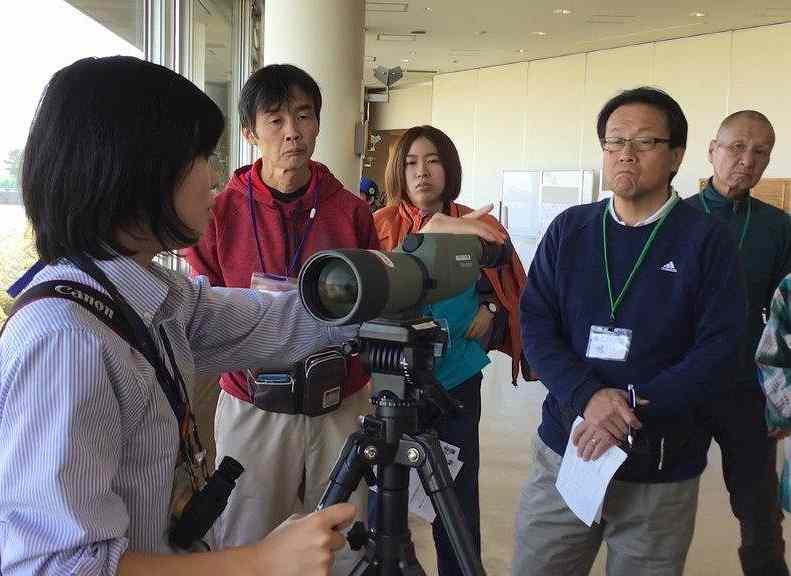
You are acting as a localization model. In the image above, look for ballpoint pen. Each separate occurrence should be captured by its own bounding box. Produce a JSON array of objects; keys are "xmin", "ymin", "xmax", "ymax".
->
[{"xmin": 627, "ymin": 384, "xmax": 637, "ymax": 449}]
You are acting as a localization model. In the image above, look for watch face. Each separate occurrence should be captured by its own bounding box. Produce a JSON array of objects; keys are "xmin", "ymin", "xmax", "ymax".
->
[{"xmin": 486, "ymin": 302, "xmax": 497, "ymax": 314}]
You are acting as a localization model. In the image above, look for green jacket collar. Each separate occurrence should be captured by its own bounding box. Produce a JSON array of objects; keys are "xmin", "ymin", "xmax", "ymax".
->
[{"xmin": 702, "ymin": 177, "xmax": 750, "ymax": 213}]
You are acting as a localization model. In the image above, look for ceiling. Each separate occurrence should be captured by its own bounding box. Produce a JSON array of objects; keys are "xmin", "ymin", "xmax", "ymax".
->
[
  {"xmin": 66, "ymin": 0, "xmax": 145, "ymax": 50},
  {"xmin": 363, "ymin": 0, "xmax": 791, "ymax": 88},
  {"xmin": 63, "ymin": 0, "xmax": 791, "ymax": 91}
]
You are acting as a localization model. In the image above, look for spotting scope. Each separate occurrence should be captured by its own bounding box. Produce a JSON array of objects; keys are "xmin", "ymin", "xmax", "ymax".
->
[{"xmin": 298, "ymin": 233, "xmax": 502, "ymax": 326}]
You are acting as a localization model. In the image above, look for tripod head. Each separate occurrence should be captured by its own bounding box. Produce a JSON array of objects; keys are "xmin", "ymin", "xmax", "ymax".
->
[{"xmin": 351, "ymin": 316, "xmax": 460, "ymax": 425}]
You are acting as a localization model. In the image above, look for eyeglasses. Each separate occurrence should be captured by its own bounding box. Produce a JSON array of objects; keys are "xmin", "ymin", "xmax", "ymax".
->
[
  {"xmin": 601, "ymin": 137, "xmax": 672, "ymax": 152},
  {"xmin": 716, "ymin": 141, "xmax": 771, "ymax": 159}
]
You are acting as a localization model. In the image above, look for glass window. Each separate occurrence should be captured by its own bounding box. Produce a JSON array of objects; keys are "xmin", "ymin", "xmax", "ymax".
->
[
  {"xmin": 189, "ymin": 0, "xmax": 234, "ymax": 184},
  {"xmin": 0, "ymin": 0, "xmax": 144, "ymax": 324},
  {"xmin": 156, "ymin": 0, "xmax": 236, "ymax": 276}
]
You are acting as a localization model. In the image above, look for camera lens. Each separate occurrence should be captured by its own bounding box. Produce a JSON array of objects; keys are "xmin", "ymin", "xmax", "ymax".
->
[{"xmin": 317, "ymin": 259, "xmax": 359, "ymax": 319}]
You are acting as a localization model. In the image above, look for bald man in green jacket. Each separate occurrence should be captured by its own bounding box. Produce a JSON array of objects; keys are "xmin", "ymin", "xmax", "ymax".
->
[{"xmin": 687, "ymin": 110, "xmax": 791, "ymax": 576}]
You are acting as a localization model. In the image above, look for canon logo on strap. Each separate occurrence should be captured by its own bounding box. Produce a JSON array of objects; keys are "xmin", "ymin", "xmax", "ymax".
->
[{"xmin": 54, "ymin": 284, "xmax": 114, "ymax": 320}]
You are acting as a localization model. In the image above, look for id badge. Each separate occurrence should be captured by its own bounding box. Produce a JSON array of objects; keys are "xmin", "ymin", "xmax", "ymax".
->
[
  {"xmin": 250, "ymin": 272, "xmax": 297, "ymax": 295},
  {"xmin": 585, "ymin": 325, "xmax": 632, "ymax": 362}
]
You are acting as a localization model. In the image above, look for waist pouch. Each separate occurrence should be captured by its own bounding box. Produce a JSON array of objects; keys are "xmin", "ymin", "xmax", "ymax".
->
[{"xmin": 248, "ymin": 348, "xmax": 347, "ymax": 417}]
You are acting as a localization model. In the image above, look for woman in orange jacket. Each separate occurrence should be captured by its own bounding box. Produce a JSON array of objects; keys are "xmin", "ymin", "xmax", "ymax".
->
[{"xmin": 373, "ymin": 125, "xmax": 527, "ymax": 576}]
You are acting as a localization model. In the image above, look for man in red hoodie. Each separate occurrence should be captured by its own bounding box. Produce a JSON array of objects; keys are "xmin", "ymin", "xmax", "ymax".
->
[{"xmin": 184, "ymin": 64, "xmax": 377, "ymax": 572}]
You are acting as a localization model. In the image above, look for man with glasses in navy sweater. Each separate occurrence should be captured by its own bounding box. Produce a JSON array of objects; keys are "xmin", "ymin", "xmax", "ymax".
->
[{"xmin": 513, "ymin": 87, "xmax": 746, "ymax": 576}]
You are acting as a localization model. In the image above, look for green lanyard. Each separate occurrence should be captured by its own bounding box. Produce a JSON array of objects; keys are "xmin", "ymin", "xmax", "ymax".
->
[
  {"xmin": 700, "ymin": 192, "xmax": 751, "ymax": 251},
  {"xmin": 603, "ymin": 197, "xmax": 678, "ymax": 322}
]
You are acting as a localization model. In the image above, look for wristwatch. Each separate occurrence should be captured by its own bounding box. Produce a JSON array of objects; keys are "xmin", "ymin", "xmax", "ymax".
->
[{"xmin": 483, "ymin": 301, "xmax": 498, "ymax": 314}]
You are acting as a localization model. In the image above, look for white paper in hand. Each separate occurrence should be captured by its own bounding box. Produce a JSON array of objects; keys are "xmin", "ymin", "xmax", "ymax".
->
[{"xmin": 555, "ymin": 416, "xmax": 627, "ymax": 526}]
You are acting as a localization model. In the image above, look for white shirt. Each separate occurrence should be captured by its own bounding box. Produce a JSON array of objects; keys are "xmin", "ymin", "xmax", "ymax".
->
[
  {"xmin": 609, "ymin": 189, "xmax": 679, "ymax": 227},
  {"xmin": 0, "ymin": 256, "xmax": 353, "ymax": 574}
]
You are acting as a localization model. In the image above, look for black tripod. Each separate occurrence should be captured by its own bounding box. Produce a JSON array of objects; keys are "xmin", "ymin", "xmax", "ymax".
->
[{"xmin": 317, "ymin": 319, "xmax": 486, "ymax": 576}]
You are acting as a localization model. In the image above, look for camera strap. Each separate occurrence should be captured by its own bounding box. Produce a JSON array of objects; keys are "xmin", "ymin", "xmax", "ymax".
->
[{"xmin": 69, "ymin": 256, "xmax": 186, "ymax": 417}]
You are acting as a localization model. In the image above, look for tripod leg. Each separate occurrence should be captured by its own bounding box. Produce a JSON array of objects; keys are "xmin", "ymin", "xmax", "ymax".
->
[
  {"xmin": 318, "ymin": 431, "xmax": 369, "ymax": 509},
  {"xmin": 344, "ymin": 535, "xmax": 427, "ymax": 576},
  {"xmin": 397, "ymin": 551, "xmax": 427, "ymax": 576},
  {"xmin": 318, "ymin": 430, "xmax": 382, "ymax": 574},
  {"xmin": 414, "ymin": 431, "xmax": 486, "ymax": 576},
  {"xmin": 375, "ymin": 460, "xmax": 422, "ymax": 576},
  {"xmin": 347, "ymin": 552, "xmax": 375, "ymax": 576}
]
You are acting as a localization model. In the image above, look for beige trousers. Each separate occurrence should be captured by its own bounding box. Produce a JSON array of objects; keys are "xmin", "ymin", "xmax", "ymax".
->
[
  {"xmin": 213, "ymin": 388, "xmax": 371, "ymax": 574},
  {"xmin": 512, "ymin": 436, "xmax": 699, "ymax": 576}
]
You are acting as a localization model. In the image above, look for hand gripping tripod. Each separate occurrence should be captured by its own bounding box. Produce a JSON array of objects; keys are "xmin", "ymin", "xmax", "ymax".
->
[{"xmin": 317, "ymin": 318, "xmax": 486, "ymax": 576}]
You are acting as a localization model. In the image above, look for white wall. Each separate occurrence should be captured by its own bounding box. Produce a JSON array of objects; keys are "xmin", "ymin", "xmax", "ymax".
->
[
  {"xmin": 524, "ymin": 54, "xmax": 586, "ymax": 172},
  {"xmin": 432, "ymin": 70, "xmax": 479, "ymax": 204},
  {"xmin": 475, "ymin": 63, "xmax": 528, "ymax": 207},
  {"xmin": 730, "ymin": 24, "xmax": 791, "ymax": 178},
  {"xmin": 651, "ymin": 33, "xmax": 732, "ymax": 194},
  {"xmin": 372, "ymin": 22, "xmax": 791, "ymax": 207},
  {"xmin": 373, "ymin": 83, "xmax": 432, "ymax": 131}
]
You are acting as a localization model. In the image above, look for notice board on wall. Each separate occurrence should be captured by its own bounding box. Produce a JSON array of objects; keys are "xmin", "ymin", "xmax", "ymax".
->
[{"xmin": 501, "ymin": 169, "xmax": 596, "ymax": 266}]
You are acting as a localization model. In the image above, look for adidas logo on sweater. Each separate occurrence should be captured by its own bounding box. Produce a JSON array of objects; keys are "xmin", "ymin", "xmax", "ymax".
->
[{"xmin": 660, "ymin": 261, "xmax": 678, "ymax": 273}]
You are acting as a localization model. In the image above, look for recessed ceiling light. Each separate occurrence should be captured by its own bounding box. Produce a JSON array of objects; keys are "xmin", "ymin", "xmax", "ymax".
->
[
  {"xmin": 553, "ymin": 8, "xmax": 572, "ymax": 15},
  {"xmin": 377, "ymin": 33, "xmax": 417, "ymax": 42},
  {"xmin": 366, "ymin": 2, "xmax": 408, "ymax": 13},
  {"xmin": 532, "ymin": 31, "xmax": 548, "ymax": 36},
  {"xmin": 425, "ymin": 6, "xmax": 432, "ymax": 11},
  {"xmin": 690, "ymin": 11, "xmax": 706, "ymax": 17},
  {"xmin": 518, "ymin": 48, "xmax": 525, "ymax": 53},
  {"xmin": 401, "ymin": 58, "xmax": 410, "ymax": 63}
]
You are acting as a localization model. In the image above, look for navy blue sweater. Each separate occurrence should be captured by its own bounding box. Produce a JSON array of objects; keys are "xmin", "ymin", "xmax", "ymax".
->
[{"xmin": 521, "ymin": 199, "xmax": 746, "ymax": 483}]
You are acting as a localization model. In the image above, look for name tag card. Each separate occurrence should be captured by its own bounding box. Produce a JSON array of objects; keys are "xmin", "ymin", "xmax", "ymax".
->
[{"xmin": 586, "ymin": 325, "xmax": 632, "ymax": 362}]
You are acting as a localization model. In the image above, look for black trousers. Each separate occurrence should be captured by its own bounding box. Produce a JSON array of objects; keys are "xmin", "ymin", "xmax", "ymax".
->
[
  {"xmin": 708, "ymin": 385, "xmax": 789, "ymax": 576},
  {"xmin": 431, "ymin": 373, "xmax": 483, "ymax": 576}
]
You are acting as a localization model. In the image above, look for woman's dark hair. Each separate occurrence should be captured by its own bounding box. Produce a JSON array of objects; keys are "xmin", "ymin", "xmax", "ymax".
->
[
  {"xmin": 239, "ymin": 64, "xmax": 322, "ymax": 132},
  {"xmin": 596, "ymin": 86, "xmax": 688, "ymax": 150},
  {"xmin": 384, "ymin": 125, "xmax": 462, "ymax": 206},
  {"xmin": 22, "ymin": 56, "xmax": 224, "ymax": 263}
]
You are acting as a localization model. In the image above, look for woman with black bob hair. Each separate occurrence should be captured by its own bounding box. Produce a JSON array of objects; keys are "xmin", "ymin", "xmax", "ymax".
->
[{"xmin": 0, "ymin": 56, "xmax": 359, "ymax": 575}]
